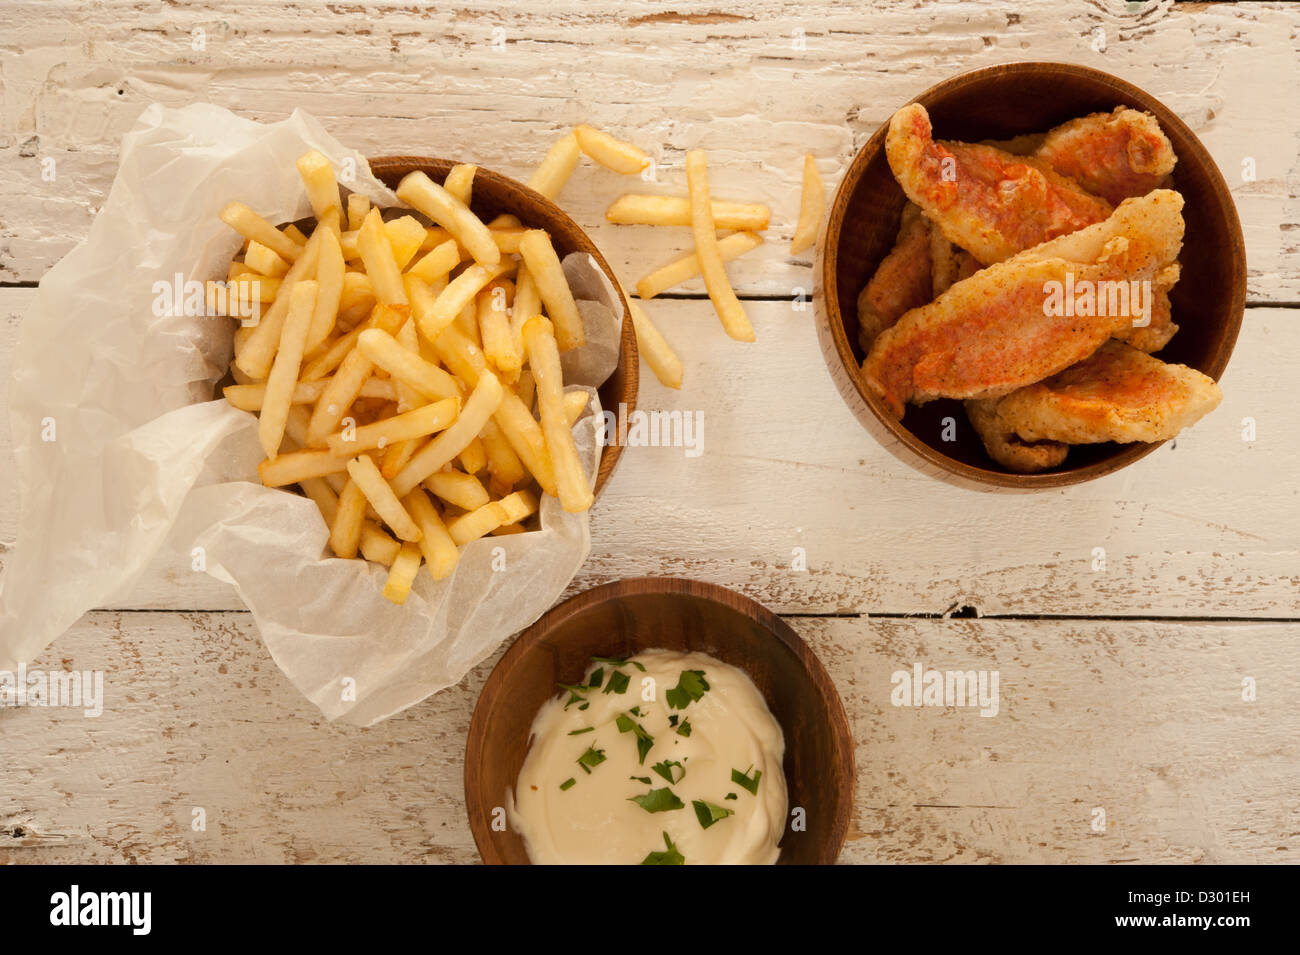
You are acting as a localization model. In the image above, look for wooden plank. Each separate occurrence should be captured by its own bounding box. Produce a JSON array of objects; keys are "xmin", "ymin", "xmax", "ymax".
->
[
  {"xmin": 0, "ymin": 0, "xmax": 1295, "ymax": 298},
  {"xmin": 1, "ymin": 611, "xmax": 1294, "ymax": 863},
  {"xmin": 2, "ymin": 288, "xmax": 1297, "ymax": 617}
]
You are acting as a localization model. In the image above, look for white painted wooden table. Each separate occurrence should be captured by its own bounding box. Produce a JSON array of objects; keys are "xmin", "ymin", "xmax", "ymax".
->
[{"xmin": 2, "ymin": 0, "xmax": 1298, "ymax": 865}]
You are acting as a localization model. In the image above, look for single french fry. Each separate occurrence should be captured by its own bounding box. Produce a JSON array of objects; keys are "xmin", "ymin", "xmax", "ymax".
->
[
  {"xmin": 636, "ymin": 231, "xmax": 764, "ymax": 299},
  {"xmin": 573, "ymin": 124, "xmax": 650, "ymax": 175},
  {"xmin": 628, "ymin": 298, "xmax": 684, "ymax": 389},
  {"xmin": 458, "ymin": 435, "xmax": 487, "ymax": 475},
  {"xmin": 380, "ymin": 435, "xmax": 425, "ymax": 479},
  {"xmin": 305, "ymin": 226, "xmax": 345, "ymax": 352},
  {"xmin": 447, "ymin": 490, "xmax": 538, "ymax": 546},
  {"xmin": 390, "ymin": 370, "xmax": 505, "ymax": 498},
  {"xmin": 445, "ymin": 499, "xmax": 511, "ymax": 546},
  {"xmin": 790, "ymin": 153, "xmax": 826, "ymax": 255},
  {"xmin": 605, "ymin": 194, "xmax": 770, "ymax": 231},
  {"xmin": 259, "ymin": 447, "xmax": 352, "ymax": 487},
  {"xmin": 346, "ymin": 194, "xmax": 370, "ymax": 232},
  {"xmin": 359, "ymin": 520, "xmax": 401, "ymax": 566},
  {"xmin": 402, "ymin": 488, "xmax": 460, "ymax": 581},
  {"xmin": 563, "ymin": 389, "xmax": 590, "ymax": 426},
  {"xmin": 491, "ymin": 523, "xmax": 526, "ymax": 536},
  {"xmin": 455, "ymin": 299, "xmax": 482, "ymax": 348},
  {"xmin": 357, "ymin": 327, "xmax": 461, "ymax": 401},
  {"xmin": 424, "ymin": 262, "xmax": 510, "ymax": 337},
  {"xmin": 382, "ymin": 541, "xmax": 423, "ymax": 604},
  {"xmin": 480, "ymin": 418, "xmax": 526, "ymax": 490},
  {"xmin": 518, "ymin": 229, "xmax": 584, "ymax": 350},
  {"xmin": 384, "ymin": 215, "xmax": 427, "ymax": 271},
  {"xmin": 220, "ymin": 201, "xmax": 304, "ymax": 261},
  {"xmin": 259, "ymin": 280, "xmax": 319, "ymax": 458},
  {"xmin": 422, "ymin": 470, "xmax": 491, "ymax": 511},
  {"xmin": 527, "ymin": 132, "xmax": 581, "ymax": 200},
  {"xmin": 478, "ymin": 279, "xmax": 521, "ymax": 377},
  {"xmin": 296, "ymin": 150, "xmax": 341, "ymax": 223},
  {"xmin": 300, "ymin": 476, "xmax": 339, "ymax": 527},
  {"xmin": 686, "ymin": 150, "xmax": 754, "ymax": 342},
  {"xmin": 358, "ymin": 207, "xmax": 409, "ymax": 305},
  {"xmin": 489, "ymin": 227, "xmax": 528, "ymax": 253},
  {"xmin": 305, "ymin": 333, "xmax": 383, "ymax": 448},
  {"xmin": 337, "ymin": 270, "xmax": 375, "ymax": 313},
  {"xmin": 395, "ymin": 171, "xmax": 499, "ymax": 268},
  {"xmin": 329, "ymin": 477, "xmax": 368, "ymax": 558},
  {"xmin": 406, "ymin": 273, "xmax": 459, "ymax": 343},
  {"xmin": 300, "ymin": 322, "xmax": 366, "ymax": 382},
  {"xmin": 282, "ymin": 223, "xmax": 309, "ymax": 245},
  {"xmin": 327, "ymin": 398, "xmax": 459, "ymax": 455},
  {"xmin": 245, "ymin": 241, "xmax": 289, "ymax": 277},
  {"xmin": 522, "ymin": 316, "xmax": 594, "ymax": 512},
  {"xmin": 406, "ymin": 238, "xmax": 461, "ymax": 282},
  {"xmin": 346, "ymin": 455, "xmax": 422, "ymax": 542},
  {"xmin": 443, "ymin": 163, "xmax": 476, "ymax": 206}
]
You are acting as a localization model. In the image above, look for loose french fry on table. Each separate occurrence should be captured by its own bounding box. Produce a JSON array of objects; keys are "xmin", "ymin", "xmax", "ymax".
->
[
  {"xmin": 790, "ymin": 153, "xmax": 826, "ymax": 255},
  {"xmin": 686, "ymin": 149, "xmax": 755, "ymax": 342}
]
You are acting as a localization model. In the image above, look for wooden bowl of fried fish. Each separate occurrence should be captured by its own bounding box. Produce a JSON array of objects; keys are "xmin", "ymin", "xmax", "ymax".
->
[{"xmin": 821, "ymin": 62, "xmax": 1245, "ymax": 488}]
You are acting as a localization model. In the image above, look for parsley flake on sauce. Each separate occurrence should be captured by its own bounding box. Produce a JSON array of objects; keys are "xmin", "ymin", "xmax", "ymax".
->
[
  {"xmin": 628, "ymin": 788, "xmax": 685, "ymax": 813},
  {"xmin": 615, "ymin": 713, "xmax": 655, "ymax": 764},
  {"xmin": 640, "ymin": 831, "xmax": 684, "ymax": 865},
  {"xmin": 692, "ymin": 800, "xmax": 735, "ymax": 830},
  {"xmin": 577, "ymin": 744, "xmax": 606, "ymax": 774},
  {"xmin": 665, "ymin": 670, "xmax": 710, "ymax": 710},
  {"xmin": 731, "ymin": 766, "xmax": 762, "ymax": 795}
]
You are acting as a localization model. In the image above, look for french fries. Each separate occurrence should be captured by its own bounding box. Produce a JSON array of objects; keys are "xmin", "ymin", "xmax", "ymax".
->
[
  {"xmin": 528, "ymin": 132, "xmax": 581, "ymax": 200},
  {"xmin": 573, "ymin": 124, "xmax": 650, "ymax": 175},
  {"xmin": 522, "ymin": 316, "xmax": 593, "ymax": 513},
  {"xmin": 395, "ymin": 171, "xmax": 500, "ymax": 268},
  {"xmin": 790, "ymin": 153, "xmax": 825, "ymax": 255},
  {"xmin": 636, "ymin": 231, "xmax": 764, "ymax": 300},
  {"xmin": 628, "ymin": 299, "xmax": 684, "ymax": 390},
  {"xmin": 219, "ymin": 146, "xmax": 607, "ymax": 604},
  {"xmin": 686, "ymin": 150, "xmax": 755, "ymax": 342},
  {"xmin": 519, "ymin": 230, "xmax": 585, "ymax": 351},
  {"xmin": 605, "ymin": 194, "xmax": 770, "ymax": 231}
]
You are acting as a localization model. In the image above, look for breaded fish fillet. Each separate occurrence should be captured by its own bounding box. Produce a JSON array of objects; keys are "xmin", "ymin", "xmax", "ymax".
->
[
  {"xmin": 965, "ymin": 398, "xmax": 1069, "ymax": 473},
  {"xmin": 886, "ymin": 103, "xmax": 1113, "ymax": 265},
  {"xmin": 856, "ymin": 203, "xmax": 932, "ymax": 351},
  {"xmin": 1034, "ymin": 107, "xmax": 1177, "ymax": 205},
  {"xmin": 988, "ymin": 339, "xmax": 1222, "ymax": 444},
  {"xmin": 861, "ymin": 190, "xmax": 1184, "ymax": 418}
]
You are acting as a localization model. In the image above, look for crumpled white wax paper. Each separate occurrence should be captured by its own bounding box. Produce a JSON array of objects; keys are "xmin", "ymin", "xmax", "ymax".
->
[{"xmin": 0, "ymin": 103, "xmax": 623, "ymax": 725}]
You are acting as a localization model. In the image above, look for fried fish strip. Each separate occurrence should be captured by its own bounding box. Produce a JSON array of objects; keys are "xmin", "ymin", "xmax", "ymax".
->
[
  {"xmin": 965, "ymin": 398, "xmax": 1068, "ymax": 474},
  {"xmin": 856, "ymin": 203, "xmax": 932, "ymax": 352},
  {"xmin": 1034, "ymin": 107, "xmax": 1177, "ymax": 205},
  {"xmin": 886, "ymin": 103, "xmax": 1113, "ymax": 265},
  {"xmin": 987, "ymin": 340, "xmax": 1222, "ymax": 444},
  {"xmin": 861, "ymin": 190, "xmax": 1185, "ymax": 418}
]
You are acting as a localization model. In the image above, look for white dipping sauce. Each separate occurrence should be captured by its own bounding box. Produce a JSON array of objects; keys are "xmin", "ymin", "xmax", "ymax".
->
[{"xmin": 508, "ymin": 649, "xmax": 787, "ymax": 865}]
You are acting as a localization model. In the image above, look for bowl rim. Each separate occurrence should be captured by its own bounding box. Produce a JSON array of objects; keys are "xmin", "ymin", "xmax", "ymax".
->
[
  {"xmin": 819, "ymin": 61, "xmax": 1247, "ymax": 489},
  {"xmin": 367, "ymin": 154, "xmax": 639, "ymax": 499},
  {"xmin": 463, "ymin": 575, "xmax": 856, "ymax": 865}
]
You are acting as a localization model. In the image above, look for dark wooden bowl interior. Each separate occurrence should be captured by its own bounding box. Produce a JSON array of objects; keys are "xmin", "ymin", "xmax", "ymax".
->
[
  {"xmin": 464, "ymin": 577, "xmax": 855, "ymax": 865},
  {"xmin": 821, "ymin": 62, "xmax": 1246, "ymax": 488},
  {"xmin": 369, "ymin": 156, "xmax": 638, "ymax": 498}
]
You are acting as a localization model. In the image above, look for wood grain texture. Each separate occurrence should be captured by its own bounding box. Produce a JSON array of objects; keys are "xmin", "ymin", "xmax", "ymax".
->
[
  {"xmin": 3, "ymin": 288, "xmax": 1298, "ymax": 617},
  {"xmin": 0, "ymin": 0, "xmax": 1295, "ymax": 299},
  {"xmin": 2, "ymin": 611, "xmax": 1294, "ymax": 864}
]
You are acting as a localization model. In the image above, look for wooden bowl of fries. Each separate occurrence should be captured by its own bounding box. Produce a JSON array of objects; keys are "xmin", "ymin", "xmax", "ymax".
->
[
  {"xmin": 369, "ymin": 156, "xmax": 638, "ymax": 497},
  {"xmin": 821, "ymin": 62, "xmax": 1245, "ymax": 488},
  {"xmin": 464, "ymin": 577, "xmax": 855, "ymax": 865}
]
